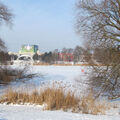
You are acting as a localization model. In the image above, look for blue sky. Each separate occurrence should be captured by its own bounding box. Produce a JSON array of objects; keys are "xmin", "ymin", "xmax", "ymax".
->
[{"xmin": 0, "ymin": 0, "xmax": 82, "ymax": 52}]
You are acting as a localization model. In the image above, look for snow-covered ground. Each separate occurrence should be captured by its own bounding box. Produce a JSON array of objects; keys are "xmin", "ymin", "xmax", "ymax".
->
[
  {"xmin": 0, "ymin": 104, "xmax": 120, "ymax": 120},
  {"xmin": 0, "ymin": 65, "xmax": 120, "ymax": 120}
]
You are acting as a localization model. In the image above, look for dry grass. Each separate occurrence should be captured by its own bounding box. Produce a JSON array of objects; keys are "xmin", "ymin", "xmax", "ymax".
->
[
  {"xmin": 0, "ymin": 87, "xmax": 79, "ymax": 111},
  {"xmin": 42, "ymin": 88, "xmax": 78, "ymax": 110},
  {"xmin": 0, "ymin": 87, "xmax": 109, "ymax": 115},
  {"xmin": 77, "ymin": 91, "xmax": 109, "ymax": 115}
]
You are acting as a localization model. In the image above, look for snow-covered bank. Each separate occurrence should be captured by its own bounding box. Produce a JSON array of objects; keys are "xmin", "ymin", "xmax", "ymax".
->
[
  {"xmin": 0, "ymin": 66, "xmax": 120, "ymax": 120},
  {"xmin": 0, "ymin": 104, "xmax": 120, "ymax": 120}
]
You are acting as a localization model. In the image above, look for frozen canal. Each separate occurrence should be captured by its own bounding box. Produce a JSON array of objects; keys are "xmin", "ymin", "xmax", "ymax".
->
[{"xmin": 0, "ymin": 65, "xmax": 90, "ymax": 94}]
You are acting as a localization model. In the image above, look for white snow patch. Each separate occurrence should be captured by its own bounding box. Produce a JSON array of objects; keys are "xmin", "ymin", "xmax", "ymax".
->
[{"xmin": 0, "ymin": 104, "xmax": 120, "ymax": 120}]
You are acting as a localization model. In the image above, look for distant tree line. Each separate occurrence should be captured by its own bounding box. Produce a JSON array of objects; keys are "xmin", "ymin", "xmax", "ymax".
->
[
  {"xmin": 3, "ymin": 45, "xmax": 119, "ymax": 65},
  {"xmin": 32, "ymin": 46, "xmax": 84, "ymax": 64},
  {"xmin": 32, "ymin": 46, "xmax": 119, "ymax": 64}
]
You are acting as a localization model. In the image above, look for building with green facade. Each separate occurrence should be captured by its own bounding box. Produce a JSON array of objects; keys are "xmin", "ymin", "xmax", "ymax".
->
[{"xmin": 19, "ymin": 45, "xmax": 39, "ymax": 55}]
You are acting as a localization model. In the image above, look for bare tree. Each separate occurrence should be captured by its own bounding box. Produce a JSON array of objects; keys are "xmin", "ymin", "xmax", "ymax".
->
[
  {"xmin": 0, "ymin": 0, "xmax": 13, "ymax": 57},
  {"xmin": 76, "ymin": 0, "xmax": 120, "ymax": 99},
  {"xmin": 0, "ymin": 1, "xmax": 38, "ymax": 85},
  {"xmin": 0, "ymin": 1, "xmax": 13, "ymax": 24},
  {"xmin": 73, "ymin": 46, "xmax": 84, "ymax": 63}
]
